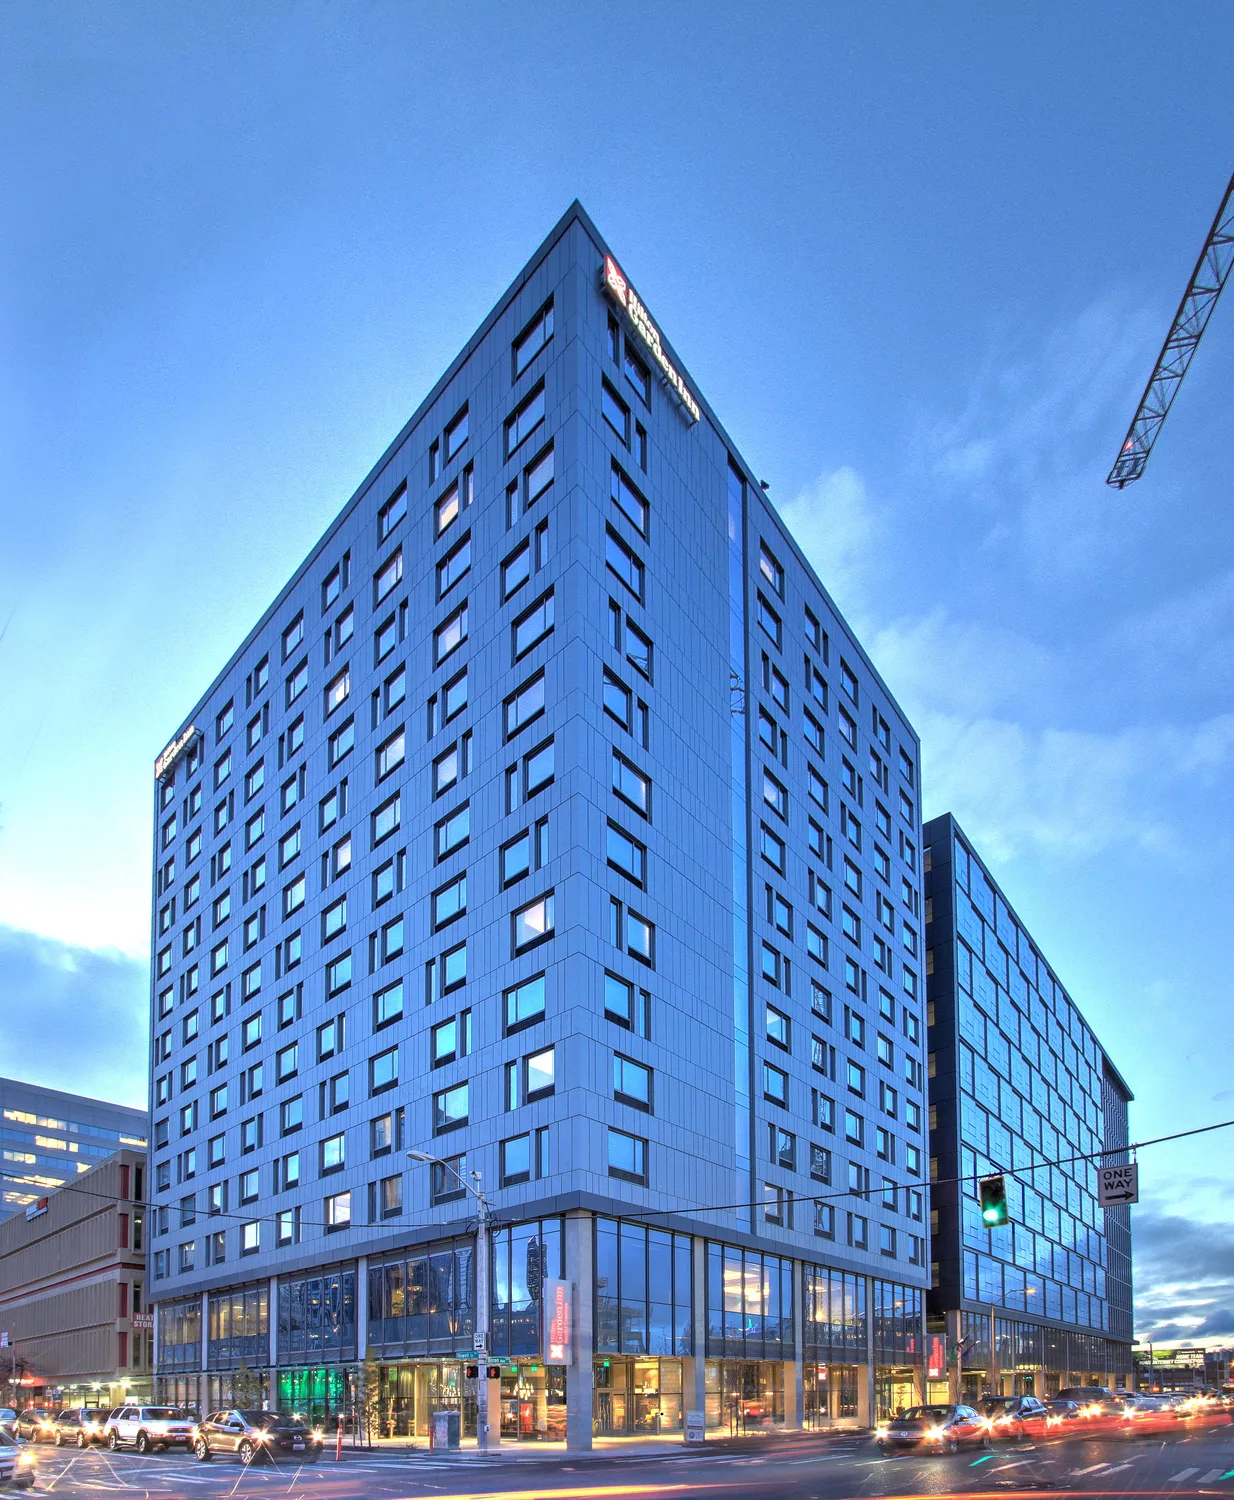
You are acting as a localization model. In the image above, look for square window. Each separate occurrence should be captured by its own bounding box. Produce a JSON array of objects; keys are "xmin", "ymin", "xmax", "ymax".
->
[
  {"xmin": 433, "ymin": 1082, "xmax": 469, "ymax": 1134},
  {"xmin": 504, "ymin": 672, "xmax": 546, "ymax": 738},
  {"xmin": 613, "ymin": 1053, "xmax": 651, "ymax": 1110},
  {"xmin": 501, "ymin": 1133, "xmax": 532, "ymax": 1185},
  {"xmin": 607, "ymin": 1126, "xmax": 647, "ymax": 1183},
  {"xmin": 374, "ymin": 978, "xmax": 404, "ymax": 1029},
  {"xmin": 525, "ymin": 1045, "xmax": 555, "ymax": 1099},
  {"xmin": 370, "ymin": 1046, "xmax": 398, "ymax": 1094},
  {"xmin": 505, "ymin": 974, "xmax": 546, "ymax": 1034},
  {"xmin": 763, "ymin": 1061, "xmax": 788, "ymax": 1107},
  {"xmin": 324, "ymin": 1190, "xmax": 351, "ymax": 1232},
  {"xmin": 514, "ymin": 299, "xmax": 554, "ymax": 376},
  {"xmin": 512, "ymin": 892, "xmax": 554, "ymax": 953}
]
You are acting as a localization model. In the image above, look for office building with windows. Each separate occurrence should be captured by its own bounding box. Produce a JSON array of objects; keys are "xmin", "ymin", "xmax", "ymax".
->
[
  {"xmin": 148, "ymin": 203, "xmax": 930, "ymax": 1443},
  {"xmin": 0, "ymin": 1076, "xmax": 148, "ymax": 1222},
  {"xmin": 922, "ymin": 814, "xmax": 1133, "ymax": 1399},
  {"xmin": 0, "ymin": 1150, "xmax": 150, "ymax": 1408}
]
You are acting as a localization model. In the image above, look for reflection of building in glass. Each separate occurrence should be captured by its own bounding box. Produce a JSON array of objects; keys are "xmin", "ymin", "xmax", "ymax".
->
[
  {"xmin": 923, "ymin": 814, "xmax": 1133, "ymax": 1398},
  {"xmin": 148, "ymin": 203, "xmax": 931, "ymax": 1442},
  {"xmin": 0, "ymin": 1076, "xmax": 147, "ymax": 1221}
]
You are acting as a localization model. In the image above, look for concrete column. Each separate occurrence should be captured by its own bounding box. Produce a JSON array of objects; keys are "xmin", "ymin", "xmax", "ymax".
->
[
  {"xmin": 201, "ymin": 1291, "xmax": 209, "ymax": 1374},
  {"xmin": 681, "ymin": 1235, "xmax": 707, "ymax": 1432},
  {"xmin": 414, "ymin": 1365, "xmax": 430, "ymax": 1437},
  {"xmin": 564, "ymin": 1209, "xmax": 593, "ymax": 1451},
  {"xmin": 860, "ymin": 1275, "xmax": 875, "ymax": 1427},
  {"xmin": 268, "ymin": 1277, "xmax": 278, "ymax": 1406},
  {"xmin": 946, "ymin": 1307, "xmax": 962, "ymax": 1403},
  {"xmin": 790, "ymin": 1258, "xmax": 804, "ymax": 1429},
  {"xmin": 356, "ymin": 1257, "xmax": 368, "ymax": 1360},
  {"xmin": 268, "ymin": 1278, "xmax": 278, "ymax": 1374}
]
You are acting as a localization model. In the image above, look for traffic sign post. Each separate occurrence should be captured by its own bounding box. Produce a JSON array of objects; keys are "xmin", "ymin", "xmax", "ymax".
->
[{"xmin": 1097, "ymin": 1163, "xmax": 1139, "ymax": 1206}]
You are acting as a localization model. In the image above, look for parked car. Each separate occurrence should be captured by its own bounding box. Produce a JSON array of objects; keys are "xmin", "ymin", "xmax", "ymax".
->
[
  {"xmin": 13, "ymin": 1411, "xmax": 56, "ymax": 1444},
  {"xmin": 877, "ymin": 1404, "xmax": 991, "ymax": 1454},
  {"xmin": 104, "ymin": 1406, "xmax": 194, "ymax": 1454},
  {"xmin": 0, "ymin": 1413, "xmax": 15, "ymax": 1427},
  {"xmin": 979, "ymin": 1395, "xmax": 1050, "ymax": 1441},
  {"xmin": 50, "ymin": 1410, "xmax": 109, "ymax": 1449},
  {"xmin": 192, "ymin": 1411, "xmax": 323, "ymax": 1465},
  {"xmin": 0, "ymin": 1423, "xmax": 36, "ymax": 1490}
]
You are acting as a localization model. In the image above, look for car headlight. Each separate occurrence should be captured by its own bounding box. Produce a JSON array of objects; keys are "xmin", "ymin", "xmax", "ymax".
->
[
  {"xmin": 875, "ymin": 1425, "xmax": 889, "ymax": 1439},
  {"xmin": 927, "ymin": 1425, "xmax": 946, "ymax": 1440}
]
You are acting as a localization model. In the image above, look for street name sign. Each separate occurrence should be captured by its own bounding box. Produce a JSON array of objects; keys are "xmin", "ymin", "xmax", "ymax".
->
[{"xmin": 1097, "ymin": 1163, "xmax": 1138, "ymax": 1206}]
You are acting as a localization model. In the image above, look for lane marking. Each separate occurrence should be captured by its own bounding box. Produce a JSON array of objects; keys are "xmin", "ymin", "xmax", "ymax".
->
[{"xmin": 1071, "ymin": 1462, "xmax": 1109, "ymax": 1474}]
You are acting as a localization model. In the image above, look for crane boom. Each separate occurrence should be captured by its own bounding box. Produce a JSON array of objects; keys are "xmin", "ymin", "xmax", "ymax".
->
[{"xmin": 1107, "ymin": 168, "xmax": 1234, "ymax": 488}]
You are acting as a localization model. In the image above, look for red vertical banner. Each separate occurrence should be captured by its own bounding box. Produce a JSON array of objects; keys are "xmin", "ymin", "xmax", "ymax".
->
[
  {"xmin": 927, "ymin": 1334, "xmax": 947, "ymax": 1379},
  {"xmin": 543, "ymin": 1279, "xmax": 571, "ymax": 1365}
]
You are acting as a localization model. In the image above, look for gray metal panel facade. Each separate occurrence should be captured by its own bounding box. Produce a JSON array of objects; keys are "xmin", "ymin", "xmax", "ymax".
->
[{"xmin": 147, "ymin": 205, "xmax": 929, "ymax": 1315}]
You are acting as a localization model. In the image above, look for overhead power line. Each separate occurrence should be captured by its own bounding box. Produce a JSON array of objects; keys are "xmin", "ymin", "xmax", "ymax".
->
[{"xmin": 17, "ymin": 1115, "xmax": 1234, "ymax": 1241}]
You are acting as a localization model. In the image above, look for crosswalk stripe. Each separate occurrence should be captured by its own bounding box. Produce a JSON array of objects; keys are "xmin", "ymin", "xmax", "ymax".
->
[
  {"xmin": 1168, "ymin": 1468, "xmax": 1200, "ymax": 1481},
  {"xmin": 1198, "ymin": 1471, "xmax": 1224, "ymax": 1483},
  {"xmin": 1072, "ymin": 1462, "xmax": 1109, "ymax": 1474}
]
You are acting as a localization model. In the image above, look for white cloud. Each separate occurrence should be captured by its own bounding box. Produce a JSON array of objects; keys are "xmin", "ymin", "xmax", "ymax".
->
[{"xmin": 774, "ymin": 465, "xmax": 881, "ymax": 620}]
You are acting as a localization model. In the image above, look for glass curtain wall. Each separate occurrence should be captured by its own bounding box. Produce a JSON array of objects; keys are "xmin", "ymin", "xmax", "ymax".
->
[{"xmin": 727, "ymin": 461, "xmax": 753, "ymax": 1230}]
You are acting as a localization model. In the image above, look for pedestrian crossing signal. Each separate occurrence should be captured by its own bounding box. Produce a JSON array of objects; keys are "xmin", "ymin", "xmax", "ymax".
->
[{"xmin": 979, "ymin": 1173, "xmax": 1009, "ymax": 1227}]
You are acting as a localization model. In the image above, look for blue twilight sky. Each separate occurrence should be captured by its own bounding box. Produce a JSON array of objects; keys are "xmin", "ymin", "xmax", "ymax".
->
[{"xmin": 1, "ymin": 3, "xmax": 1232, "ymax": 1345}]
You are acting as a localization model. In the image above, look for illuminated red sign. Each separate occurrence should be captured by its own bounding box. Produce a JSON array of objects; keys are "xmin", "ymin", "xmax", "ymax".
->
[
  {"xmin": 927, "ymin": 1333, "xmax": 947, "ymax": 1379},
  {"xmin": 544, "ymin": 1278, "xmax": 571, "ymax": 1365},
  {"xmin": 602, "ymin": 255, "xmax": 701, "ymax": 424}
]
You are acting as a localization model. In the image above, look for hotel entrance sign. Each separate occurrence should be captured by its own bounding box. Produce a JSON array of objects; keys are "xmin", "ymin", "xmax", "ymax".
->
[
  {"xmin": 543, "ymin": 1278, "xmax": 571, "ymax": 1366},
  {"xmin": 602, "ymin": 255, "xmax": 701, "ymax": 425}
]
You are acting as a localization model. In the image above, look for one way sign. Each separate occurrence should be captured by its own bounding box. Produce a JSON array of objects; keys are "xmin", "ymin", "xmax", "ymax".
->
[{"xmin": 1097, "ymin": 1163, "xmax": 1139, "ymax": 1207}]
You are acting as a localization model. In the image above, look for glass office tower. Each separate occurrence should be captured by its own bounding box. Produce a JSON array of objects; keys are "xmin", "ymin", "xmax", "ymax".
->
[
  {"xmin": 923, "ymin": 814, "xmax": 1133, "ymax": 1397},
  {"xmin": 0, "ymin": 1076, "xmax": 148, "ymax": 1221},
  {"xmin": 148, "ymin": 203, "xmax": 929, "ymax": 1442}
]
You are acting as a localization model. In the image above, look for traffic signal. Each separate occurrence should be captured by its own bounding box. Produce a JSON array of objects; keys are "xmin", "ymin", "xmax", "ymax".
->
[{"xmin": 979, "ymin": 1173, "xmax": 1009, "ymax": 1227}]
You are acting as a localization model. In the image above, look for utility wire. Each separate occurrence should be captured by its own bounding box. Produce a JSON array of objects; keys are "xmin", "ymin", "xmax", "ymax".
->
[
  {"xmin": 591, "ymin": 1115, "xmax": 1234, "ymax": 1224},
  {"xmin": 9, "ymin": 1116, "xmax": 1233, "ymax": 1242}
]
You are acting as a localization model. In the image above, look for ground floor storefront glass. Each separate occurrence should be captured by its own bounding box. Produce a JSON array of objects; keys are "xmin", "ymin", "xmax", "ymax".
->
[
  {"xmin": 372, "ymin": 1360, "xmax": 564, "ymax": 1441},
  {"xmin": 705, "ymin": 1359, "xmax": 784, "ymax": 1431},
  {"xmin": 803, "ymin": 1363, "xmax": 860, "ymax": 1426},
  {"xmin": 277, "ymin": 1366, "xmax": 348, "ymax": 1425},
  {"xmin": 875, "ymin": 1366, "xmax": 918, "ymax": 1421},
  {"xmin": 593, "ymin": 1357, "xmax": 682, "ymax": 1436}
]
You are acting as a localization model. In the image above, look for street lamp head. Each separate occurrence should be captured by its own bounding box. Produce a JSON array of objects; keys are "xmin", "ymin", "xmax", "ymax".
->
[{"xmin": 406, "ymin": 1150, "xmax": 437, "ymax": 1164}]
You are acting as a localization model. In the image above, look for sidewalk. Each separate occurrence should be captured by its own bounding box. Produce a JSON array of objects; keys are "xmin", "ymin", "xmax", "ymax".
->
[{"xmin": 331, "ymin": 1427, "xmax": 871, "ymax": 1461}]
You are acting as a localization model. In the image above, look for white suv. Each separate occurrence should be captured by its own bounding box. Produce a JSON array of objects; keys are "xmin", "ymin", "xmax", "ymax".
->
[{"xmin": 104, "ymin": 1406, "xmax": 194, "ymax": 1454}]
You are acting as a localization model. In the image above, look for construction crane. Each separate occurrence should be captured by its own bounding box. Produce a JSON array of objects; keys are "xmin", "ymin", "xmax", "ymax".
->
[{"xmin": 1107, "ymin": 168, "xmax": 1234, "ymax": 487}]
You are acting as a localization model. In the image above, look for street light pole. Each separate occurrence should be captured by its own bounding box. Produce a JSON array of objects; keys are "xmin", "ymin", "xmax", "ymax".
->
[{"xmin": 408, "ymin": 1151, "xmax": 494, "ymax": 1450}]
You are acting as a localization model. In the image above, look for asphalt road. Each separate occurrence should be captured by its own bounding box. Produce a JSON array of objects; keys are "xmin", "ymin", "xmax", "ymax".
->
[{"xmin": 15, "ymin": 1419, "xmax": 1234, "ymax": 1500}]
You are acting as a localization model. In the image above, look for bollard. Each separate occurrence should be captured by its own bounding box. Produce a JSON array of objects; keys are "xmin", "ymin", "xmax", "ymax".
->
[{"xmin": 335, "ymin": 1414, "xmax": 343, "ymax": 1461}]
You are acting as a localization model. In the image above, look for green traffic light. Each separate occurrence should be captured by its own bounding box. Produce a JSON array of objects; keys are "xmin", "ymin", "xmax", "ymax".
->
[{"xmin": 978, "ymin": 1172, "xmax": 1010, "ymax": 1227}]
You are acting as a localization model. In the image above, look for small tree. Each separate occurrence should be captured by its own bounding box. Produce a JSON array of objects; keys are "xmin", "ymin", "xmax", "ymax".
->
[
  {"xmin": 353, "ymin": 1358, "xmax": 383, "ymax": 1446},
  {"xmin": 231, "ymin": 1360, "xmax": 262, "ymax": 1410}
]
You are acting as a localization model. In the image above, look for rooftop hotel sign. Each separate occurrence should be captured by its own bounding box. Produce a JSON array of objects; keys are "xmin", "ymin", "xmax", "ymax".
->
[
  {"xmin": 602, "ymin": 254, "xmax": 701, "ymax": 425},
  {"xmin": 155, "ymin": 724, "xmax": 199, "ymax": 781}
]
